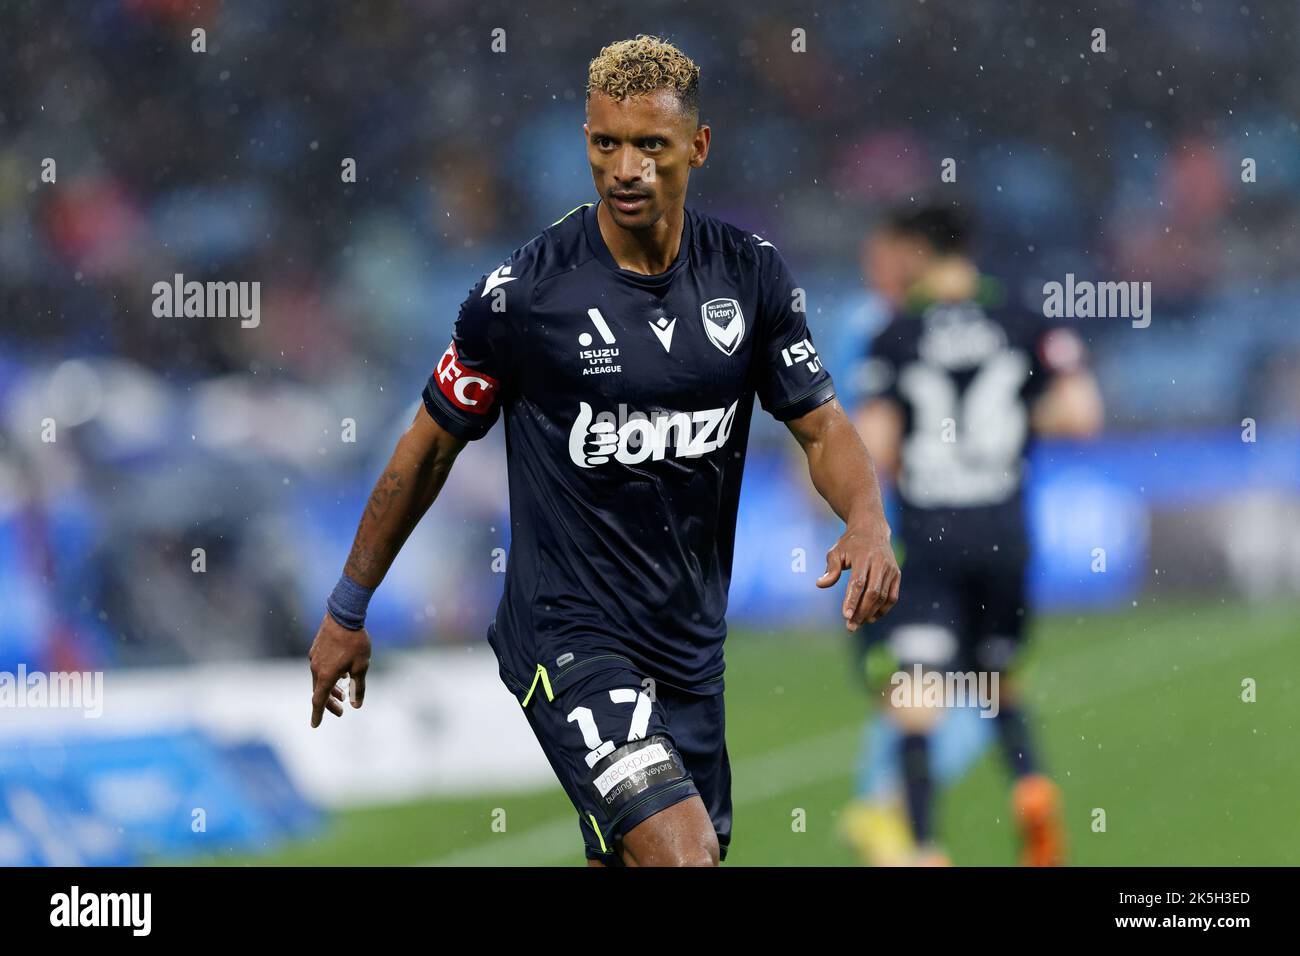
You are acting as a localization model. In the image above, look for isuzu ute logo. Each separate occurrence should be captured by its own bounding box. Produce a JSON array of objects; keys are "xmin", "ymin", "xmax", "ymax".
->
[{"xmin": 701, "ymin": 298, "xmax": 745, "ymax": 356}]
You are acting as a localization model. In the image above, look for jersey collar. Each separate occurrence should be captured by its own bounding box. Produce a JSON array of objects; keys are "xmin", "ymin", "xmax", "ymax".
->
[{"xmin": 583, "ymin": 201, "xmax": 692, "ymax": 289}]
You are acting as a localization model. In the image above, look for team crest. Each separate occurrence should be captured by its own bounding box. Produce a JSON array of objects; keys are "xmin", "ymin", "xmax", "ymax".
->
[{"xmin": 701, "ymin": 298, "xmax": 745, "ymax": 356}]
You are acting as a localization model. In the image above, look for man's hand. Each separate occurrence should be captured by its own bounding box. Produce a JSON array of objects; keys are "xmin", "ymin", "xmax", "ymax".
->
[
  {"xmin": 816, "ymin": 523, "xmax": 901, "ymax": 631},
  {"xmin": 306, "ymin": 408, "xmax": 465, "ymax": 729},
  {"xmin": 784, "ymin": 399, "xmax": 901, "ymax": 630},
  {"xmin": 308, "ymin": 613, "xmax": 371, "ymax": 728}
]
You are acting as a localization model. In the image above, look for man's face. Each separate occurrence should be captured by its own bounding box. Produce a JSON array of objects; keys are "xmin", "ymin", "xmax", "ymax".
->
[{"xmin": 585, "ymin": 89, "xmax": 709, "ymax": 231}]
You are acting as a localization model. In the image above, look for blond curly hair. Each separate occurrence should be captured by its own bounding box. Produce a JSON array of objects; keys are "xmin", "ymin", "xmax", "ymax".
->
[{"xmin": 587, "ymin": 35, "xmax": 700, "ymax": 115}]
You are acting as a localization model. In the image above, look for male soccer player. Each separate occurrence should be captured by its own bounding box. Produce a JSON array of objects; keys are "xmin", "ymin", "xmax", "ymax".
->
[
  {"xmin": 854, "ymin": 203, "xmax": 1103, "ymax": 865},
  {"xmin": 837, "ymin": 216, "xmax": 996, "ymax": 867},
  {"xmin": 306, "ymin": 36, "xmax": 900, "ymax": 867}
]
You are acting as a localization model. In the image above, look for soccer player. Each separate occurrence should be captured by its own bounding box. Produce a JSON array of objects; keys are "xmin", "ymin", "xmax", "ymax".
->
[
  {"xmin": 854, "ymin": 203, "xmax": 1103, "ymax": 865},
  {"xmin": 306, "ymin": 36, "xmax": 900, "ymax": 867},
  {"xmin": 839, "ymin": 216, "xmax": 998, "ymax": 867}
]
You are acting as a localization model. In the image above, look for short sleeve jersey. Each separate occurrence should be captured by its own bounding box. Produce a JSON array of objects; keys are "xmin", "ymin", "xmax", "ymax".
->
[{"xmin": 422, "ymin": 203, "xmax": 835, "ymax": 696}]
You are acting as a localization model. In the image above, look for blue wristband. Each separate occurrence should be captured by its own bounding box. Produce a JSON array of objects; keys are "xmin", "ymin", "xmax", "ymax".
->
[{"xmin": 326, "ymin": 572, "xmax": 375, "ymax": 630}]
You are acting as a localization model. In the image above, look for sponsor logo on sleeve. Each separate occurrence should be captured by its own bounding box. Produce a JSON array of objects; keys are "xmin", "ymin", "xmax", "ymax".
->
[
  {"xmin": 435, "ymin": 341, "xmax": 499, "ymax": 414},
  {"xmin": 780, "ymin": 337, "xmax": 823, "ymax": 374}
]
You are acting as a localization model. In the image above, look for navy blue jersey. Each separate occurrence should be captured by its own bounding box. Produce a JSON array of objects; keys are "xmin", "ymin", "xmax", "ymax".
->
[
  {"xmin": 861, "ymin": 291, "xmax": 1086, "ymax": 521},
  {"xmin": 422, "ymin": 202, "xmax": 835, "ymax": 696}
]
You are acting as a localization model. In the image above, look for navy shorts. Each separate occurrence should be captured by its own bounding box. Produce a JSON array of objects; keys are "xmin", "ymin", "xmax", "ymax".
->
[
  {"xmin": 518, "ymin": 660, "xmax": 731, "ymax": 865},
  {"xmin": 859, "ymin": 504, "xmax": 1031, "ymax": 679}
]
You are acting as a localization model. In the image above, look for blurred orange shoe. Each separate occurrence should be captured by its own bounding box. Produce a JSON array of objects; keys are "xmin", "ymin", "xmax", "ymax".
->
[{"xmin": 1012, "ymin": 774, "xmax": 1067, "ymax": 866}]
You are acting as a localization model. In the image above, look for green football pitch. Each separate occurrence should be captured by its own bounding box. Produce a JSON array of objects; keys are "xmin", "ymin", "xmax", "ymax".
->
[{"xmin": 191, "ymin": 599, "xmax": 1298, "ymax": 866}]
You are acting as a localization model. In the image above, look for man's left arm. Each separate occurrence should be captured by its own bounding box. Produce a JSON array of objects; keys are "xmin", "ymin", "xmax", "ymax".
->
[
  {"xmin": 750, "ymin": 237, "xmax": 900, "ymax": 629},
  {"xmin": 786, "ymin": 398, "xmax": 901, "ymax": 631}
]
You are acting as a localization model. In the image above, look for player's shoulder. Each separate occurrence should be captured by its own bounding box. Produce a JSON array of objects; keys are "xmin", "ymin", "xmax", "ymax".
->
[
  {"xmin": 465, "ymin": 202, "xmax": 597, "ymax": 302},
  {"xmin": 689, "ymin": 207, "xmax": 785, "ymax": 269}
]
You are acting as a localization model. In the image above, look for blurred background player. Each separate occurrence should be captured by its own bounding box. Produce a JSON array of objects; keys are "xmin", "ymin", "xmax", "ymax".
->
[
  {"xmin": 844, "ymin": 203, "xmax": 1103, "ymax": 866},
  {"xmin": 833, "ymin": 217, "xmax": 998, "ymax": 867}
]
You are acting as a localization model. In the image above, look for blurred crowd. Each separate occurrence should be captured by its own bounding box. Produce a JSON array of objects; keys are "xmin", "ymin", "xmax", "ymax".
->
[{"xmin": 1, "ymin": 0, "xmax": 1297, "ymax": 669}]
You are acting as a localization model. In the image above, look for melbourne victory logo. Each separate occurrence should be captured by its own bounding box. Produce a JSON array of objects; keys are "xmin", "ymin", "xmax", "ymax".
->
[{"xmin": 700, "ymin": 298, "xmax": 745, "ymax": 356}]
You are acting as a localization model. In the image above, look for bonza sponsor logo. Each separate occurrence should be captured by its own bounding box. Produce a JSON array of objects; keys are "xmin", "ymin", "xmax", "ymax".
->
[{"xmin": 568, "ymin": 401, "xmax": 739, "ymax": 468}]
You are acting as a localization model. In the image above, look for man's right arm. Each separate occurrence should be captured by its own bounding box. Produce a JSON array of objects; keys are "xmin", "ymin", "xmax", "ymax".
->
[
  {"xmin": 310, "ymin": 246, "xmax": 525, "ymax": 727},
  {"xmin": 308, "ymin": 406, "xmax": 465, "ymax": 728},
  {"xmin": 342, "ymin": 406, "xmax": 467, "ymax": 588}
]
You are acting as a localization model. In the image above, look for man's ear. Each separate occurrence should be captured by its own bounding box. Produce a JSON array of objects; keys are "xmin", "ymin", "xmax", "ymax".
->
[{"xmin": 691, "ymin": 124, "xmax": 711, "ymax": 168}]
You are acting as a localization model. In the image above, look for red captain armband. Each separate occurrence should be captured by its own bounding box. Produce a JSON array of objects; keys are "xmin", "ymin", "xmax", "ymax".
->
[{"xmin": 435, "ymin": 341, "xmax": 501, "ymax": 414}]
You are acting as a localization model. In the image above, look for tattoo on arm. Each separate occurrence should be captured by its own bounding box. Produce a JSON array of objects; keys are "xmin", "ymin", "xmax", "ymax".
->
[
  {"xmin": 339, "ymin": 432, "xmax": 460, "ymax": 588},
  {"xmin": 365, "ymin": 470, "xmax": 404, "ymax": 521},
  {"xmin": 342, "ymin": 470, "xmax": 406, "ymax": 585},
  {"xmin": 343, "ymin": 541, "xmax": 380, "ymax": 583}
]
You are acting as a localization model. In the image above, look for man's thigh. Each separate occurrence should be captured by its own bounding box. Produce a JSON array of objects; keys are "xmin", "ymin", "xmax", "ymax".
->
[
  {"xmin": 655, "ymin": 684, "xmax": 731, "ymax": 861},
  {"xmin": 616, "ymin": 796, "xmax": 718, "ymax": 866},
  {"xmin": 522, "ymin": 665, "xmax": 724, "ymax": 865}
]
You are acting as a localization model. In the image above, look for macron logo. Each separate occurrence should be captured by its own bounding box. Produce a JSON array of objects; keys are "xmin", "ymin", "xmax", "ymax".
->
[
  {"xmin": 649, "ymin": 316, "xmax": 676, "ymax": 352},
  {"xmin": 480, "ymin": 264, "xmax": 516, "ymax": 297}
]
